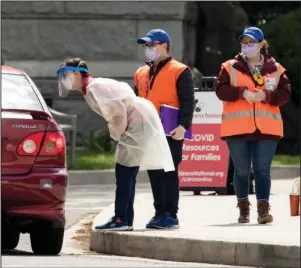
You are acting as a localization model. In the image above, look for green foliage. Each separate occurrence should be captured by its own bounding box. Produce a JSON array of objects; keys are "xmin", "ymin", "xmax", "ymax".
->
[
  {"xmin": 70, "ymin": 151, "xmax": 115, "ymax": 170},
  {"xmin": 262, "ymin": 9, "xmax": 300, "ymax": 106},
  {"xmin": 240, "ymin": 2, "xmax": 300, "ymax": 26},
  {"xmin": 88, "ymin": 130, "xmax": 117, "ymax": 153}
]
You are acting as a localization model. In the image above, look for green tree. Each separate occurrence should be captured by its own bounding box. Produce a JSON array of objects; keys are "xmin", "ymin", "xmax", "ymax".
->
[
  {"xmin": 262, "ymin": 9, "xmax": 300, "ymax": 106},
  {"xmin": 240, "ymin": 2, "xmax": 300, "ymax": 26}
]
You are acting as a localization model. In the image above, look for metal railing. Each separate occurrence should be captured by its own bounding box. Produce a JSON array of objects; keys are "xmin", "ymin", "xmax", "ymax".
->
[{"xmin": 48, "ymin": 107, "xmax": 77, "ymax": 168}]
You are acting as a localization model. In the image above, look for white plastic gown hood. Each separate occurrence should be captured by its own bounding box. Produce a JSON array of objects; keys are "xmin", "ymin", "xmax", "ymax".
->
[{"xmin": 84, "ymin": 77, "xmax": 175, "ymax": 172}]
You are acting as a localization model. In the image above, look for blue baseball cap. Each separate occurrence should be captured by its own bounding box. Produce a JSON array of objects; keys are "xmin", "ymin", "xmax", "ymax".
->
[
  {"xmin": 239, "ymin": 27, "xmax": 264, "ymax": 42},
  {"xmin": 137, "ymin": 29, "xmax": 171, "ymax": 45}
]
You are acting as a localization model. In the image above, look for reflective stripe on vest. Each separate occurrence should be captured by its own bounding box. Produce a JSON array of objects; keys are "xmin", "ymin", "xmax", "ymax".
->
[{"xmin": 222, "ymin": 110, "xmax": 282, "ymax": 120}]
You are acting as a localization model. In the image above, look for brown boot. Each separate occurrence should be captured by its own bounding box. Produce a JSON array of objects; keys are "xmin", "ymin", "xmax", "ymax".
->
[
  {"xmin": 237, "ymin": 201, "xmax": 251, "ymax": 223},
  {"xmin": 257, "ymin": 201, "xmax": 273, "ymax": 224}
]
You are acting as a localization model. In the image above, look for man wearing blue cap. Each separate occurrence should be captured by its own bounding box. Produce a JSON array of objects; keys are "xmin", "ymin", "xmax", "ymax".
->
[{"xmin": 133, "ymin": 29, "xmax": 195, "ymax": 229}]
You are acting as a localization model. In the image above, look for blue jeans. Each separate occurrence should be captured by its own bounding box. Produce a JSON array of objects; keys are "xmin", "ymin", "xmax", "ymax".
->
[
  {"xmin": 226, "ymin": 138, "xmax": 278, "ymax": 201},
  {"xmin": 114, "ymin": 163, "xmax": 139, "ymax": 226}
]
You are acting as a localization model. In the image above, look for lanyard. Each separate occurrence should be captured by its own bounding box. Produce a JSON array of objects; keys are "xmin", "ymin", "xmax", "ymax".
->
[{"xmin": 146, "ymin": 65, "xmax": 157, "ymax": 97}]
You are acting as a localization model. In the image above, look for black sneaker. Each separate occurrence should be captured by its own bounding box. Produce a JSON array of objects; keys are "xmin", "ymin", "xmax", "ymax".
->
[{"xmin": 95, "ymin": 217, "xmax": 128, "ymax": 231}]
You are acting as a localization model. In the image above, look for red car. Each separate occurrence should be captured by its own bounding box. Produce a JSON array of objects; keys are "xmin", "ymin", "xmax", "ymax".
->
[{"xmin": 1, "ymin": 65, "xmax": 68, "ymax": 255}]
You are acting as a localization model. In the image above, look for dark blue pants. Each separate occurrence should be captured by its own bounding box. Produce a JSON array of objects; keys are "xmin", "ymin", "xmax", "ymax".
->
[
  {"xmin": 226, "ymin": 138, "xmax": 278, "ymax": 201},
  {"xmin": 114, "ymin": 163, "xmax": 139, "ymax": 226},
  {"xmin": 147, "ymin": 137, "xmax": 184, "ymax": 218}
]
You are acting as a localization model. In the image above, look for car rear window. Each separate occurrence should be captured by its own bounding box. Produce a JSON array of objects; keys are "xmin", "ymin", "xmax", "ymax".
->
[{"xmin": 2, "ymin": 73, "xmax": 44, "ymax": 111}]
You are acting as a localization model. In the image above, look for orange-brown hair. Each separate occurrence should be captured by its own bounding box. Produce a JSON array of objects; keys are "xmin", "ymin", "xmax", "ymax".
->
[{"xmin": 260, "ymin": 39, "xmax": 269, "ymax": 56}]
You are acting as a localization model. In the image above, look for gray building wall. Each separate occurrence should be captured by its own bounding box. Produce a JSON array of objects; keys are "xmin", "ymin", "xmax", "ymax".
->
[
  {"xmin": 2, "ymin": 2, "xmax": 191, "ymax": 145},
  {"xmin": 2, "ymin": 2, "xmax": 248, "ymax": 147}
]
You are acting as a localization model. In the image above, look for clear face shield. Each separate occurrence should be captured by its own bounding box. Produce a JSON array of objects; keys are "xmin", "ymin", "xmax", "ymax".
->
[{"xmin": 56, "ymin": 66, "xmax": 88, "ymax": 97}]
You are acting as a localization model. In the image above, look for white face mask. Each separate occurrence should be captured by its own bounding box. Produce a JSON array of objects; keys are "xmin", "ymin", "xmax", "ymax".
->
[{"xmin": 144, "ymin": 47, "xmax": 160, "ymax": 61}]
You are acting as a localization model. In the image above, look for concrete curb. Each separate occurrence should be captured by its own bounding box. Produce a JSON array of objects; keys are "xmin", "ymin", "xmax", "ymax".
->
[
  {"xmin": 90, "ymin": 231, "xmax": 300, "ymax": 268},
  {"xmin": 68, "ymin": 166, "xmax": 299, "ymax": 185}
]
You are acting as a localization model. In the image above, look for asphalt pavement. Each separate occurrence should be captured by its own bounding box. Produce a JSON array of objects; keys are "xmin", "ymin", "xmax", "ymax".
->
[{"xmin": 2, "ymin": 182, "xmax": 257, "ymax": 267}]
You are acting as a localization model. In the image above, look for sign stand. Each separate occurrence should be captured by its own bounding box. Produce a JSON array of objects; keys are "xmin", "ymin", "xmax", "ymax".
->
[{"xmin": 179, "ymin": 77, "xmax": 230, "ymax": 195}]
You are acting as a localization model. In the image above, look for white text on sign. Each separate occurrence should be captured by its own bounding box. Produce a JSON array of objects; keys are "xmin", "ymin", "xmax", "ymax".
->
[
  {"xmin": 190, "ymin": 134, "xmax": 214, "ymax": 142},
  {"xmin": 182, "ymin": 133, "xmax": 221, "ymax": 161}
]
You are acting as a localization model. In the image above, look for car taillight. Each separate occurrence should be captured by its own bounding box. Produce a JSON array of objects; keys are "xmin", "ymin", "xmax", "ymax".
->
[
  {"xmin": 17, "ymin": 131, "xmax": 66, "ymax": 156},
  {"xmin": 39, "ymin": 132, "xmax": 66, "ymax": 156},
  {"xmin": 17, "ymin": 132, "xmax": 44, "ymax": 156}
]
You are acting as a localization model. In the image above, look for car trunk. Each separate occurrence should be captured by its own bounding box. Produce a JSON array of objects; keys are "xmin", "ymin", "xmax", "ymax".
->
[{"xmin": 1, "ymin": 110, "xmax": 50, "ymax": 175}]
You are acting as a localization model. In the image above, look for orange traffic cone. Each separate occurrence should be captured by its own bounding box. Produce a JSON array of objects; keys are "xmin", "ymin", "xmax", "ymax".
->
[{"xmin": 290, "ymin": 178, "xmax": 300, "ymax": 217}]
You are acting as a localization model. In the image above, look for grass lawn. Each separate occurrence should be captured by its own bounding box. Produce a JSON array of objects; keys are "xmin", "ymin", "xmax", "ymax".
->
[
  {"xmin": 272, "ymin": 154, "xmax": 300, "ymax": 166},
  {"xmin": 70, "ymin": 151, "xmax": 115, "ymax": 170},
  {"xmin": 69, "ymin": 151, "xmax": 300, "ymax": 170}
]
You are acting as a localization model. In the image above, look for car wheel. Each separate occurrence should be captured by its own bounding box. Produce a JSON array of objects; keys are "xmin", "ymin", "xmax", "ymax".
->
[
  {"xmin": 30, "ymin": 221, "xmax": 64, "ymax": 255},
  {"xmin": 1, "ymin": 227, "xmax": 20, "ymax": 250}
]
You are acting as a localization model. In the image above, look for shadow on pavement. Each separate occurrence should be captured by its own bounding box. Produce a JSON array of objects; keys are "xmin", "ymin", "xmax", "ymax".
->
[
  {"xmin": 1, "ymin": 249, "xmax": 34, "ymax": 256},
  {"xmin": 1, "ymin": 249, "xmax": 60, "ymax": 257},
  {"xmin": 209, "ymin": 222, "xmax": 271, "ymax": 227}
]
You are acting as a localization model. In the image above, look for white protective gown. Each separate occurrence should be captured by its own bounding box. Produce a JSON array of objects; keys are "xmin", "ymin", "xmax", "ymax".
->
[{"xmin": 84, "ymin": 77, "xmax": 175, "ymax": 172}]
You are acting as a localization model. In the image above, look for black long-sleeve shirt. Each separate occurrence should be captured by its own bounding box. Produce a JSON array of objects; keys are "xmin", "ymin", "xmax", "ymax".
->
[{"xmin": 133, "ymin": 57, "xmax": 195, "ymax": 130}]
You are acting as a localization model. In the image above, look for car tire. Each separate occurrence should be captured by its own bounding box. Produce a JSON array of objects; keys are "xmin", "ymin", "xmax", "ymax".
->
[
  {"xmin": 30, "ymin": 221, "xmax": 64, "ymax": 255},
  {"xmin": 1, "ymin": 227, "xmax": 20, "ymax": 250}
]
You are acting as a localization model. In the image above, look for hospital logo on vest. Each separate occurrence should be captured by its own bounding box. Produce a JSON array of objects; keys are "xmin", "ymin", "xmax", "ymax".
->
[{"xmin": 194, "ymin": 99, "xmax": 204, "ymax": 113}]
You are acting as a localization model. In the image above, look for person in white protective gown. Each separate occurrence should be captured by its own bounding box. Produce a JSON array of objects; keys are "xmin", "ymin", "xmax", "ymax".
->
[{"xmin": 56, "ymin": 58, "xmax": 174, "ymax": 231}]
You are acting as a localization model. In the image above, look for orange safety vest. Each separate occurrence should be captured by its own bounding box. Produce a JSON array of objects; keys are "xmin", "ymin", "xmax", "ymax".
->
[
  {"xmin": 220, "ymin": 59, "xmax": 285, "ymax": 138},
  {"xmin": 134, "ymin": 59, "xmax": 188, "ymax": 113}
]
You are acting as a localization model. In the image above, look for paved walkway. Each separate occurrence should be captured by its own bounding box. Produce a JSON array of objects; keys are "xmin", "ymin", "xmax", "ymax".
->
[{"xmin": 91, "ymin": 179, "xmax": 300, "ymax": 268}]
